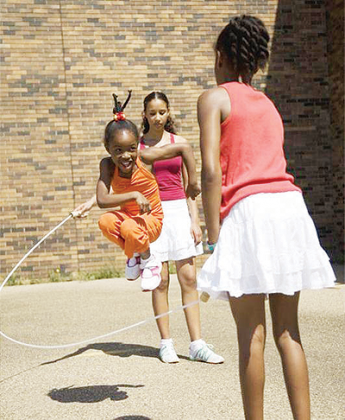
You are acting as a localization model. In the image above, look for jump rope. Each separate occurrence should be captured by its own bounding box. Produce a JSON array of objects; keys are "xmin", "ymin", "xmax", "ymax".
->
[{"xmin": 0, "ymin": 212, "xmax": 208, "ymax": 350}]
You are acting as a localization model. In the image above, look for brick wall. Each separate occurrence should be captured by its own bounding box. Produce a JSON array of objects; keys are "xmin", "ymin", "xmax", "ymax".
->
[
  {"xmin": 1, "ymin": 0, "xmax": 342, "ymax": 281},
  {"xmin": 326, "ymin": 0, "xmax": 344, "ymax": 262},
  {"xmin": 265, "ymin": 0, "xmax": 337, "ymax": 256}
]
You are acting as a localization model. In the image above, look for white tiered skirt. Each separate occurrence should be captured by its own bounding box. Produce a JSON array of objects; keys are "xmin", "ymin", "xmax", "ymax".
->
[
  {"xmin": 150, "ymin": 199, "xmax": 203, "ymax": 262},
  {"xmin": 198, "ymin": 192, "xmax": 335, "ymax": 300}
]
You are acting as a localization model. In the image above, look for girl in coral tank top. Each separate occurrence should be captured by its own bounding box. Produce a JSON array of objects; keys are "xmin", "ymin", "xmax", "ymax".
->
[{"xmin": 197, "ymin": 15, "xmax": 335, "ymax": 420}]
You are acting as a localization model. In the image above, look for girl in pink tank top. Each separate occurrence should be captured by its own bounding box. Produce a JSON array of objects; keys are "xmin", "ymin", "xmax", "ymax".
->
[
  {"xmin": 73, "ymin": 91, "xmax": 223, "ymax": 365},
  {"xmin": 140, "ymin": 91, "xmax": 223, "ymax": 364},
  {"xmin": 197, "ymin": 15, "xmax": 335, "ymax": 419},
  {"xmin": 140, "ymin": 133, "xmax": 186, "ymax": 201}
]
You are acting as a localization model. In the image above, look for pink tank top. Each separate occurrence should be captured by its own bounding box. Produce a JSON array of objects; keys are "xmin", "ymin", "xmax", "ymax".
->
[
  {"xmin": 140, "ymin": 133, "xmax": 186, "ymax": 201},
  {"xmin": 220, "ymin": 82, "xmax": 300, "ymax": 220}
]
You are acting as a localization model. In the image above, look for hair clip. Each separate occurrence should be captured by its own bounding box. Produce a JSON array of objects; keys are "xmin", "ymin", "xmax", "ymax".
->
[{"xmin": 113, "ymin": 112, "xmax": 126, "ymax": 121}]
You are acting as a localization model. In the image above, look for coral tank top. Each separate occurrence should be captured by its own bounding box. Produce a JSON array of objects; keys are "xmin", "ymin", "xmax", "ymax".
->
[{"xmin": 219, "ymin": 82, "xmax": 300, "ymax": 220}]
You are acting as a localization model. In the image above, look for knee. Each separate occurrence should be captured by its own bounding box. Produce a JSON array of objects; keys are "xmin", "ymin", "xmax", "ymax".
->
[
  {"xmin": 98, "ymin": 213, "xmax": 114, "ymax": 232},
  {"xmin": 273, "ymin": 326, "xmax": 301, "ymax": 352},
  {"xmin": 155, "ymin": 275, "xmax": 169, "ymax": 292},
  {"xmin": 238, "ymin": 324, "xmax": 266, "ymax": 354},
  {"xmin": 251, "ymin": 325, "xmax": 266, "ymax": 346},
  {"xmin": 179, "ymin": 273, "xmax": 197, "ymax": 291},
  {"xmin": 120, "ymin": 219, "xmax": 141, "ymax": 239}
]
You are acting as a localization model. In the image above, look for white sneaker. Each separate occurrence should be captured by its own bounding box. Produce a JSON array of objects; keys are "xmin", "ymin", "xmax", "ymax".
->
[
  {"xmin": 140, "ymin": 255, "xmax": 162, "ymax": 291},
  {"xmin": 125, "ymin": 255, "xmax": 140, "ymax": 280},
  {"xmin": 189, "ymin": 340, "xmax": 224, "ymax": 364},
  {"xmin": 159, "ymin": 343, "xmax": 180, "ymax": 364}
]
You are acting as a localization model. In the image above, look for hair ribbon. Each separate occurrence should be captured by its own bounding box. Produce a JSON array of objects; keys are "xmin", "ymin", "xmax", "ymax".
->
[{"xmin": 113, "ymin": 111, "xmax": 126, "ymax": 121}]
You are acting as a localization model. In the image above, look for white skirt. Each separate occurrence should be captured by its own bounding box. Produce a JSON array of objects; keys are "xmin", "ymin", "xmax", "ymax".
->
[
  {"xmin": 150, "ymin": 199, "xmax": 203, "ymax": 262},
  {"xmin": 198, "ymin": 191, "xmax": 336, "ymax": 299}
]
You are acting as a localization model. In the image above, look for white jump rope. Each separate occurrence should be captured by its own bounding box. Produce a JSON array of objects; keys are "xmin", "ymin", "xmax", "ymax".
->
[{"xmin": 0, "ymin": 212, "xmax": 208, "ymax": 350}]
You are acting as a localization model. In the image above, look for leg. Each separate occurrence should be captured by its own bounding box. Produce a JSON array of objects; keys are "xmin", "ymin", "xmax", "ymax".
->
[
  {"xmin": 98, "ymin": 211, "xmax": 126, "ymax": 250},
  {"xmin": 175, "ymin": 257, "xmax": 223, "ymax": 364},
  {"xmin": 269, "ymin": 293, "xmax": 310, "ymax": 420},
  {"xmin": 120, "ymin": 215, "xmax": 162, "ymax": 291},
  {"xmin": 175, "ymin": 257, "xmax": 201, "ymax": 342},
  {"xmin": 229, "ymin": 294, "xmax": 266, "ymax": 420},
  {"xmin": 152, "ymin": 262, "xmax": 171, "ymax": 339},
  {"xmin": 120, "ymin": 217, "xmax": 150, "ymax": 258},
  {"xmin": 152, "ymin": 263, "xmax": 179, "ymax": 363},
  {"xmin": 134, "ymin": 213, "xmax": 163, "ymax": 260},
  {"xmin": 99, "ymin": 212, "xmax": 153, "ymax": 258}
]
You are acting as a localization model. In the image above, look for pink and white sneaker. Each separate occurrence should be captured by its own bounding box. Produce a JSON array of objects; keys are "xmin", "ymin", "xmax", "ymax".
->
[
  {"xmin": 125, "ymin": 254, "xmax": 141, "ymax": 280},
  {"xmin": 140, "ymin": 254, "xmax": 162, "ymax": 292}
]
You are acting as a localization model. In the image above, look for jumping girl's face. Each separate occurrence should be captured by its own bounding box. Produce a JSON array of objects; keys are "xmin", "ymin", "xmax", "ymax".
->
[
  {"xmin": 144, "ymin": 99, "xmax": 169, "ymax": 132},
  {"xmin": 108, "ymin": 129, "xmax": 138, "ymax": 178}
]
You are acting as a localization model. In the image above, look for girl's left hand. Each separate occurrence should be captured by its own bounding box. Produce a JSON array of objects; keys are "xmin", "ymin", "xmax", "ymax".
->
[
  {"xmin": 190, "ymin": 222, "xmax": 202, "ymax": 245},
  {"xmin": 186, "ymin": 182, "xmax": 201, "ymax": 200}
]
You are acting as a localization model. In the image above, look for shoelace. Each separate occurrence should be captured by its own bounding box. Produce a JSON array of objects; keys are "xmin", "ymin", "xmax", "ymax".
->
[
  {"xmin": 192, "ymin": 343, "xmax": 214, "ymax": 361},
  {"xmin": 161, "ymin": 344, "xmax": 175, "ymax": 353},
  {"xmin": 160, "ymin": 345, "xmax": 178, "ymax": 359}
]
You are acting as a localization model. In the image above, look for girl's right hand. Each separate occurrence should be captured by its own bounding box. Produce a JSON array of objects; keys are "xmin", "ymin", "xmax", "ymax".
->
[
  {"xmin": 186, "ymin": 182, "xmax": 201, "ymax": 200},
  {"xmin": 72, "ymin": 196, "xmax": 96, "ymax": 218},
  {"xmin": 134, "ymin": 192, "xmax": 152, "ymax": 214}
]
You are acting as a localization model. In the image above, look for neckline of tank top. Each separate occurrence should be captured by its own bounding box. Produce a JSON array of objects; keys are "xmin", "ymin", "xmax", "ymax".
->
[
  {"xmin": 219, "ymin": 80, "xmax": 259, "ymax": 92},
  {"xmin": 140, "ymin": 132, "xmax": 174, "ymax": 148}
]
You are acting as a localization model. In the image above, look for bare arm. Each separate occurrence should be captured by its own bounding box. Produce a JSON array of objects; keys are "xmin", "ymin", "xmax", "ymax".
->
[
  {"xmin": 72, "ymin": 194, "xmax": 97, "ymax": 218},
  {"xmin": 181, "ymin": 163, "xmax": 202, "ymax": 244},
  {"xmin": 140, "ymin": 143, "xmax": 200, "ymax": 199},
  {"xmin": 96, "ymin": 158, "xmax": 151, "ymax": 213},
  {"xmin": 197, "ymin": 88, "xmax": 223, "ymax": 244}
]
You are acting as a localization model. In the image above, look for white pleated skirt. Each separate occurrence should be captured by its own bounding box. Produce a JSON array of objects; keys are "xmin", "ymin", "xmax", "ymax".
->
[
  {"xmin": 150, "ymin": 199, "xmax": 203, "ymax": 262},
  {"xmin": 198, "ymin": 191, "xmax": 336, "ymax": 300}
]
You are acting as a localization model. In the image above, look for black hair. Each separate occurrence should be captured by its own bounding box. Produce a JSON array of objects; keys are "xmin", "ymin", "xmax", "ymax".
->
[
  {"xmin": 215, "ymin": 15, "xmax": 270, "ymax": 83},
  {"xmin": 103, "ymin": 90, "xmax": 139, "ymax": 153},
  {"xmin": 141, "ymin": 91, "xmax": 177, "ymax": 134}
]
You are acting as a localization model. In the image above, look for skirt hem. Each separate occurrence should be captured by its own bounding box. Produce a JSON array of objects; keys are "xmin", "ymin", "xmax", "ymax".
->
[{"xmin": 197, "ymin": 282, "xmax": 336, "ymax": 300}]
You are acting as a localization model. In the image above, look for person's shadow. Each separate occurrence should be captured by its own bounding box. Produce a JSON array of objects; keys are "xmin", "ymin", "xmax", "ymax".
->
[
  {"xmin": 113, "ymin": 417, "xmax": 151, "ymax": 420},
  {"xmin": 41, "ymin": 341, "xmax": 188, "ymax": 366},
  {"xmin": 47, "ymin": 384, "xmax": 144, "ymax": 403}
]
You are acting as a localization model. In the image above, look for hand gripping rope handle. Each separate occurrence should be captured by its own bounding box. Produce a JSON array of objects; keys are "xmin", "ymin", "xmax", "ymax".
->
[{"xmin": 0, "ymin": 212, "xmax": 200, "ymax": 350}]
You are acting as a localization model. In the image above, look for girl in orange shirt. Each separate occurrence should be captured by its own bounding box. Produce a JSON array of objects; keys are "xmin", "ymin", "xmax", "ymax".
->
[{"xmin": 97, "ymin": 92, "xmax": 200, "ymax": 292}]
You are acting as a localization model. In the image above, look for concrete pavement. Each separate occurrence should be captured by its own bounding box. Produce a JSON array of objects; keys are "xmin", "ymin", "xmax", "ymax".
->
[{"xmin": 0, "ymin": 265, "xmax": 344, "ymax": 420}]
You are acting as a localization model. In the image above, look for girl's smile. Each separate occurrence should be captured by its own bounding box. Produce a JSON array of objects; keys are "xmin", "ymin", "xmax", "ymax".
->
[{"xmin": 108, "ymin": 130, "xmax": 138, "ymax": 178}]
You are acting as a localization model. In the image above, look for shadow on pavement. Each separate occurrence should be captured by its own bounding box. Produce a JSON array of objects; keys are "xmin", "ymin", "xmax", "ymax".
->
[
  {"xmin": 47, "ymin": 384, "xmax": 144, "ymax": 403},
  {"xmin": 114, "ymin": 417, "xmax": 151, "ymax": 420},
  {"xmin": 41, "ymin": 341, "xmax": 189, "ymax": 366},
  {"xmin": 333, "ymin": 264, "xmax": 344, "ymax": 284}
]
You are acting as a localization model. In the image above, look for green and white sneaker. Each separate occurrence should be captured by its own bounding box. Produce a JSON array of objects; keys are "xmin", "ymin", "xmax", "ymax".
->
[
  {"xmin": 159, "ymin": 342, "xmax": 180, "ymax": 364},
  {"xmin": 189, "ymin": 340, "xmax": 224, "ymax": 364}
]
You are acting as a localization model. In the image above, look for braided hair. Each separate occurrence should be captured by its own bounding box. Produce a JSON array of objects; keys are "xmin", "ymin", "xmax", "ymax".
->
[
  {"xmin": 215, "ymin": 15, "xmax": 270, "ymax": 83},
  {"xmin": 104, "ymin": 90, "xmax": 139, "ymax": 154},
  {"xmin": 141, "ymin": 91, "xmax": 177, "ymax": 135}
]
